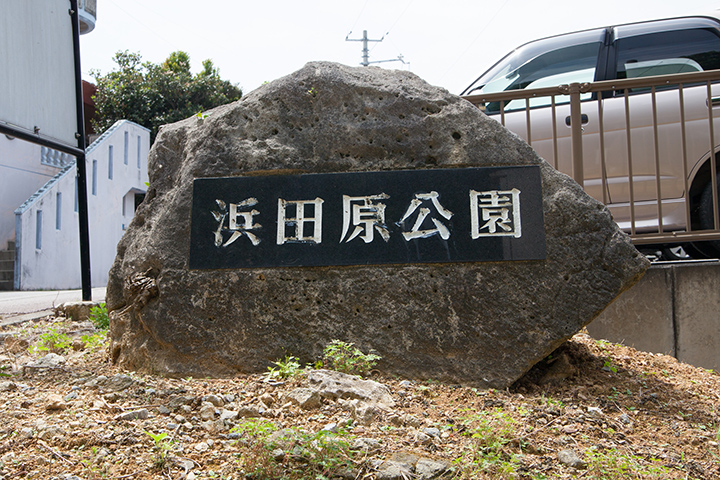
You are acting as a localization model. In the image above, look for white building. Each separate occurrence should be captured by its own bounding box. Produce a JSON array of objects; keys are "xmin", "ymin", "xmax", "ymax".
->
[
  {"xmin": 10, "ymin": 120, "xmax": 149, "ymax": 290},
  {"xmin": 0, "ymin": 0, "xmax": 107, "ymax": 290},
  {"xmin": 0, "ymin": 136, "xmax": 74, "ymax": 289}
]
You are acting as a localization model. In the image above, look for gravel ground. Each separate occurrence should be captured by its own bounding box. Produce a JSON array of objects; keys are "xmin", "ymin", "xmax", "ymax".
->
[{"xmin": 0, "ymin": 315, "xmax": 719, "ymax": 479}]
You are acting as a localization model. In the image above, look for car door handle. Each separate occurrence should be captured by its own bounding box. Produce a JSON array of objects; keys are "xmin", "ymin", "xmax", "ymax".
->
[
  {"xmin": 710, "ymin": 97, "xmax": 720, "ymax": 107},
  {"xmin": 565, "ymin": 114, "xmax": 589, "ymax": 126}
]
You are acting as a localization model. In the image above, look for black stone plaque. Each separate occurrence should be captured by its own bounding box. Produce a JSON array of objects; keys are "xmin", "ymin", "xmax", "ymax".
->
[{"xmin": 189, "ymin": 167, "xmax": 545, "ymax": 269}]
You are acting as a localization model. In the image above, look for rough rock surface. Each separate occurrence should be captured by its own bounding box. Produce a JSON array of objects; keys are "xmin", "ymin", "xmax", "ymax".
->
[
  {"xmin": 306, "ymin": 369, "xmax": 395, "ymax": 408},
  {"xmin": 54, "ymin": 301, "xmax": 97, "ymax": 321},
  {"xmin": 106, "ymin": 61, "xmax": 649, "ymax": 387}
]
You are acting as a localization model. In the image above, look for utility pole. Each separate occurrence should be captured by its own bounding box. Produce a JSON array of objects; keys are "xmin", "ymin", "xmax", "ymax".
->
[{"xmin": 345, "ymin": 30, "xmax": 407, "ymax": 67}]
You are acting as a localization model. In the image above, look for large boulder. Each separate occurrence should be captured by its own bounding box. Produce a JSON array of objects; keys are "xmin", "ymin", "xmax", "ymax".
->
[{"xmin": 106, "ymin": 61, "xmax": 648, "ymax": 388}]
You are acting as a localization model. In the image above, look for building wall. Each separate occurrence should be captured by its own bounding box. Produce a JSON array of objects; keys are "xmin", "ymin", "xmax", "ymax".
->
[
  {"xmin": 15, "ymin": 120, "xmax": 150, "ymax": 289},
  {"xmin": 0, "ymin": 135, "xmax": 65, "ymax": 250},
  {"xmin": 15, "ymin": 163, "xmax": 79, "ymax": 289}
]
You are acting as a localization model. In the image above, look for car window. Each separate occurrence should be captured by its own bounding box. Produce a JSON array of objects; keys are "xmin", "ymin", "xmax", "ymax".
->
[
  {"xmin": 624, "ymin": 58, "xmax": 703, "ymax": 78},
  {"xmin": 501, "ymin": 68, "xmax": 596, "ymax": 110},
  {"xmin": 462, "ymin": 29, "xmax": 605, "ymax": 113},
  {"xmin": 615, "ymin": 28, "xmax": 720, "ymax": 80}
]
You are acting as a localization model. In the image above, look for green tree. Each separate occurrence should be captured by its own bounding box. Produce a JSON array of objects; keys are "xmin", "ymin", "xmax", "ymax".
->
[{"xmin": 90, "ymin": 50, "xmax": 242, "ymax": 141}]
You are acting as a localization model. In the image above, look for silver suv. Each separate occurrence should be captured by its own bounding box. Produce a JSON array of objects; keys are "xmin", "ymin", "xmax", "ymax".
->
[{"xmin": 461, "ymin": 12, "xmax": 720, "ymax": 259}]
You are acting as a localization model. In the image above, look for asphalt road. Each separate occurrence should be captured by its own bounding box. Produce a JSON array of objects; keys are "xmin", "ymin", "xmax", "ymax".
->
[{"xmin": 0, "ymin": 287, "xmax": 106, "ymax": 316}]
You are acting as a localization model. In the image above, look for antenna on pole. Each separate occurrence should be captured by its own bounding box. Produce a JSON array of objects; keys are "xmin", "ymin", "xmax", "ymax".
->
[{"xmin": 345, "ymin": 30, "xmax": 408, "ymax": 67}]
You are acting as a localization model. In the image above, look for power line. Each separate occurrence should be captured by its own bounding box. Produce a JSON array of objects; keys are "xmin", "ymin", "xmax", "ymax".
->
[
  {"xmin": 439, "ymin": 0, "xmax": 512, "ymax": 85},
  {"xmin": 105, "ymin": 0, "xmax": 175, "ymax": 48},
  {"xmin": 345, "ymin": 30, "xmax": 407, "ymax": 67},
  {"xmin": 348, "ymin": 0, "xmax": 371, "ymax": 36},
  {"xmin": 368, "ymin": 0, "xmax": 414, "ymax": 55},
  {"xmin": 387, "ymin": 0, "xmax": 414, "ymax": 32},
  {"xmin": 346, "ymin": 1, "xmax": 413, "ymax": 63}
]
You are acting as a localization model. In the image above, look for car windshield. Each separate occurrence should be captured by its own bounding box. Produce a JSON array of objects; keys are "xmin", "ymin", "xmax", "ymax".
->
[{"xmin": 461, "ymin": 28, "xmax": 606, "ymax": 97}]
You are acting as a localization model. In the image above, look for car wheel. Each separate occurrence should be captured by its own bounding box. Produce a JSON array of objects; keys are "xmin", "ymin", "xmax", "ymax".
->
[
  {"xmin": 698, "ymin": 180, "xmax": 720, "ymax": 258},
  {"xmin": 660, "ymin": 246, "xmax": 692, "ymax": 261}
]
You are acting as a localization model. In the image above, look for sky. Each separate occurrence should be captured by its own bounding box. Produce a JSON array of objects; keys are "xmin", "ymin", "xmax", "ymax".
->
[{"xmin": 80, "ymin": 0, "xmax": 720, "ymax": 97}]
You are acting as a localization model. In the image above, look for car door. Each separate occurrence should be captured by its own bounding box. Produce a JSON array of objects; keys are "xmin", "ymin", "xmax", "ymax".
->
[{"xmin": 600, "ymin": 19, "xmax": 720, "ymax": 232}]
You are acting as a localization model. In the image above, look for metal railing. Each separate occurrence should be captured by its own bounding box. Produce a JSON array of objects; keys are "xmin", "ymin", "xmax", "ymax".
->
[{"xmin": 462, "ymin": 69, "xmax": 720, "ymax": 248}]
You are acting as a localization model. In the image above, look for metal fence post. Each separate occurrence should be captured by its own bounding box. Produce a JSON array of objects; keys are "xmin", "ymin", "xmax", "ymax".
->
[{"xmin": 566, "ymin": 82, "xmax": 585, "ymax": 187}]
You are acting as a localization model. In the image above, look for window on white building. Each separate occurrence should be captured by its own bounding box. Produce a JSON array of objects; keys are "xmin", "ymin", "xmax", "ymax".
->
[
  {"xmin": 56, "ymin": 192, "xmax": 62, "ymax": 230},
  {"xmin": 92, "ymin": 160, "xmax": 97, "ymax": 195},
  {"xmin": 137, "ymin": 135, "xmax": 141, "ymax": 169},
  {"xmin": 108, "ymin": 145, "xmax": 114, "ymax": 180},
  {"xmin": 124, "ymin": 131, "xmax": 129, "ymax": 165},
  {"xmin": 36, "ymin": 210, "xmax": 42, "ymax": 250}
]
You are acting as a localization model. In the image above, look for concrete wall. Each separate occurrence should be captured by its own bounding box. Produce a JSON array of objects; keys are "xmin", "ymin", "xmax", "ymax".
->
[
  {"xmin": 14, "ymin": 120, "xmax": 150, "ymax": 289},
  {"xmin": 587, "ymin": 260, "xmax": 720, "ymax": 371}
]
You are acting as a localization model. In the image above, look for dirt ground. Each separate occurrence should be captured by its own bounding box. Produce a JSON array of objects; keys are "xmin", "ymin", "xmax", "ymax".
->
[{"xmin": 0, "ymin": 315, "xmax": 718, "ymax": 479}]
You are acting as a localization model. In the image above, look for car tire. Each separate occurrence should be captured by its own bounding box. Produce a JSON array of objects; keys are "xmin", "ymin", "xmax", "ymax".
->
[
  {"xmin": 698, "ymin": 180, "xmax": 720, "ymax": 258},
  {"xmin": 660, "ymin": 246, "xmax": 692, "ymax": 261}
]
